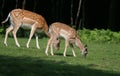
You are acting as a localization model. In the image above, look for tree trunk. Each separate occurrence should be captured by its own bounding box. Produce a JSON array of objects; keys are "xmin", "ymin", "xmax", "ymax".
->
[
  {"xmin": 22, "ymin": 0, "xmax": 26, "ymax": 9},
  {"xmin": 70, "ymin": 0, "xmax": 73, "ymax": 25},
  {"xmin": 1, "ymin": 0, "xmax": 5, "ymax": 21},
  {"xmin": 15, "ymin": 0, "xmax": 18, "ymax": 8},
  {"xmin": 75, "ymin": 0, "xmax": 82, "ymax": 30}
]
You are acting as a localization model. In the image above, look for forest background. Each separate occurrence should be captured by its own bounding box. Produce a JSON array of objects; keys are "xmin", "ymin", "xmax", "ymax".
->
[{"xmin": 0, "ymin": 0, "xmax": 120, "ymax": 32}]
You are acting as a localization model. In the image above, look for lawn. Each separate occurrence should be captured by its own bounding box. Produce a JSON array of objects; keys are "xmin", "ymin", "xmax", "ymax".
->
[{"xmin": 0, "ymin": 35, "xmax": 120, "ymax": 76}]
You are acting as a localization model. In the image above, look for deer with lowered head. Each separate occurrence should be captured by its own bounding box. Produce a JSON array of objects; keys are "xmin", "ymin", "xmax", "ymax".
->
[
  {"xmin": 45, "ymin": 22, "xmax": 88, "ymax": 57},
  {"xmin": 1, "ymin": 9, "xmax": 50, "ymax": 49}
]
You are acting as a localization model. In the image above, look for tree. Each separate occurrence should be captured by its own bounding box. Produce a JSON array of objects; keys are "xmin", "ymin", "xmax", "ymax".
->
[
  {"xmin": 70, "ymin": 0, "xmax": 82, "ymax": 30},
  {"xmin": 70, "ymin": 0, "xmax": 73, "ymax": 25},
  {"xmin": 75, "ymin": 0, "xmax": 82, "ymax": 28},
  {"xmin": 22, "ymin": 0, "xmax": 26, "ymax": 9}
]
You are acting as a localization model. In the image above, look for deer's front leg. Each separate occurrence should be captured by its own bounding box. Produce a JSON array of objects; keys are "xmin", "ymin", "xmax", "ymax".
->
[
  {"xmin": 63, "ymin": 39, "xmax": 69, "ymax": 57},
  {"xmin": 26, "ymin": 25, "xmax": 36, "ymax": 48},
  {"xmin": 54, "ymin": 38, "xmax": 60, "ymax": 50},
  {"xmin": 70, "ymin": 43, "xmax": 76, "ymax": 57}
]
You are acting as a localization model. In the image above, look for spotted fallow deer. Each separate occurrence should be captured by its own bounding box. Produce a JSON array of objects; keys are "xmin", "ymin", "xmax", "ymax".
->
[
  {"xmin": 1, "ymin": 9, "xmax": 50, "ymax": 49},
  {"xmin": 45, "ymin": 22, "xmax": 88, "ymax": 57}
]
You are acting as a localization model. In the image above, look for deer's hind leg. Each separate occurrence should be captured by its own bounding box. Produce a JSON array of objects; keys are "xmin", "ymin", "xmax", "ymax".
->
[
  {"xmin": 45, "ymin": 37, "xmax": 53, "ymax": 56},
  {"xmin": 12, "ymin": 23, "xmax": 21, "ymax": 47},
  {"xmin": 4, "ymin": 25, "xmax": 13, "ymax": 46}
]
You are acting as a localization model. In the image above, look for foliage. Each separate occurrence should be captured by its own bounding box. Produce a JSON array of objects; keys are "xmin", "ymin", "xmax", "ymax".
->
[
  {"xmin": 0, "ymin": 28, "xmax": 3, "ymax": 33},
  {"xmin": 78, "ymin": 28, "xmax": 120, "ymax": 43},
  {"xmin": 1, "ymin": 27, "xmax": 120, "ymax": 43}
]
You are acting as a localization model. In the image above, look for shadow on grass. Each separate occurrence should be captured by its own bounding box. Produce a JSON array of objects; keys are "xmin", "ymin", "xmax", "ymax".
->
[
  {"xmin": 55, "ymin": 53, "xmax": 73, "ymax": 57},
  {"xmin": 0, "ymin": 55, "xmax": 119, "ymax": 76}
]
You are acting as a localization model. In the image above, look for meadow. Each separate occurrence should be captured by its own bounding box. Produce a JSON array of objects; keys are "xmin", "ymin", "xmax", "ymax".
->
[{"xmin": 0, "ymin": 32, "xmax": 120, "ymax": 76}]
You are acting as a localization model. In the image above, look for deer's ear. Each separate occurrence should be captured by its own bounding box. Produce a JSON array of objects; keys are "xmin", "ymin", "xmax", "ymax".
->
[{"xmin": 84, "ymin": 44, "xmax": 88, "ymax": 52}]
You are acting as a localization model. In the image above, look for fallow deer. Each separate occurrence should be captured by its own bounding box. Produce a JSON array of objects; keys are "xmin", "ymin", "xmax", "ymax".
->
[
  {"xmin": 45, "ymin": 22, "xmax": 88, "ymax": 57},
  {"xmin": 1, "ymin": 9, "xmax": 50, "ymax": 49}
]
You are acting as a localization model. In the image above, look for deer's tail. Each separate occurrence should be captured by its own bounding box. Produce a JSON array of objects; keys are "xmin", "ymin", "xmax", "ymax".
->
[{"xmin": 1, "ymin": 13, "xmax": 10, "ymax": 24}]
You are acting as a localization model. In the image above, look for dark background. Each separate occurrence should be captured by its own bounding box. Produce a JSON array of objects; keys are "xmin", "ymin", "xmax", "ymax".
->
[{"xmin": 0, "ymin": 0, "xmax": 120, "ymax": 31}]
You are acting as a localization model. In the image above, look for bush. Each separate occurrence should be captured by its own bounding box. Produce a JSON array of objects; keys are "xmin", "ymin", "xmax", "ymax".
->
[{"xmin": 78, "ymin": 28, "xmax": 120, "ymax": 43}]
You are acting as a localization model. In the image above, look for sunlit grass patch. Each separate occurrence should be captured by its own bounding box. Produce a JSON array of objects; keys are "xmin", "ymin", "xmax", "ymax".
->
[{"xmin": 0, "ymin": 35, "xmax": 120, "ymax": 76}]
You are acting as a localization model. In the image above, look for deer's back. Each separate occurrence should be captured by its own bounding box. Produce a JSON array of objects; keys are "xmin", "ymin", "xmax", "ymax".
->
[
  {"xmin": 50, "ymin": 22, "xmax": 77, "ymax": 39},
  {"xmin": 10, "ymin": 9, "xmax": 48, "ymax": 29}
]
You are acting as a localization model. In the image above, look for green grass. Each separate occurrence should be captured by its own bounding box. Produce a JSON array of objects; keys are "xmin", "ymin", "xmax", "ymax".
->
[{"xmin": 0, "ymin": 35, "xmax": 120, "ymax": 76}]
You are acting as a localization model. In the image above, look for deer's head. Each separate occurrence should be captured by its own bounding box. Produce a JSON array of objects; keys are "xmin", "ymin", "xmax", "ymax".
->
[{"xmin": 75, "ymin": 37, "xmax": 88, "ymax": 58}]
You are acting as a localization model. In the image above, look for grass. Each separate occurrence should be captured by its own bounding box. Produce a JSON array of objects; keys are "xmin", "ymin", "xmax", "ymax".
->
[{"xmin": 0, "ymin": 35, "xmax": 120, "ymax": 76}]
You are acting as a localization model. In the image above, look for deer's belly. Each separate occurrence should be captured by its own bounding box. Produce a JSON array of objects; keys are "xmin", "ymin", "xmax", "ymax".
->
[
  {"xmin": 60, "ymin": 29, "xmax": 69, "ymax": 39},
  {"xmin": 21, "ymin": 24, "xmax": 32, "ymax": 30},
  {"xmin": 60, "ymin": 33, "xmax": 68, "ymax": 39}
]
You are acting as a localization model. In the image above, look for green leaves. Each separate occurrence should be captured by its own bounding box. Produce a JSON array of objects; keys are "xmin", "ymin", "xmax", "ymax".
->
[
  {"xmin": 0, "ymin": 28, "xmax": 3, "ymax": 33},
  {"xmin": 78, "ymin": 28, "xmax": 120, "ymax": 43}
]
